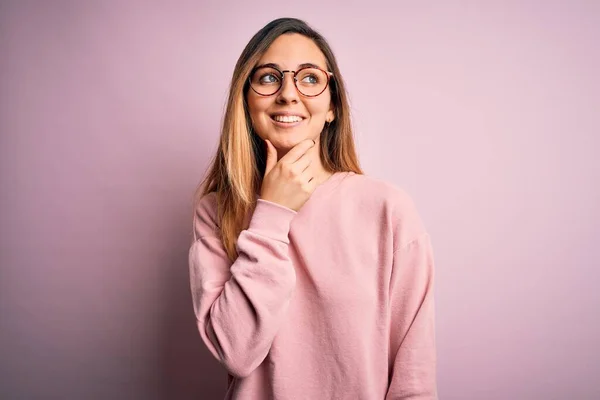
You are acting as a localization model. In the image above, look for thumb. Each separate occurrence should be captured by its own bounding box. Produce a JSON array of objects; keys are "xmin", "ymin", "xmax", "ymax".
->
[{"xmin": 264, "ymin": 139, "xmax": 277, "ymax": 177}]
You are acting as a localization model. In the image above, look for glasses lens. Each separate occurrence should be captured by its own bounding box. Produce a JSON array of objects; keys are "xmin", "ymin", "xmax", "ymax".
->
[
  {"xmin": 295, "ymin": 68, "xmax": 328, "ymax": 96},
  {"xmin": 250, "ymin": 67, "xmax": 281, "ymax": 96}
]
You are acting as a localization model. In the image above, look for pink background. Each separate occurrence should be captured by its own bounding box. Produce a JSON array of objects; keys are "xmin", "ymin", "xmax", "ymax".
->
[{"xmin": 1, "ymin": 1, "xmax": 598, "ymax": 399}]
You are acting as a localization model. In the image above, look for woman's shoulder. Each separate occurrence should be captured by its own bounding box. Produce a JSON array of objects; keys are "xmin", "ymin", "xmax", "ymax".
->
[
  {"xmin": 342, "ymin": 172, "xmax": 418, "ymax": 211},
  {"xmin": 342, "ymin": 172, "xmax": 427, "ymax": 246},
  {"xmin": 193, "ymin": 191, "xmax": 220, "ymax": 237}
]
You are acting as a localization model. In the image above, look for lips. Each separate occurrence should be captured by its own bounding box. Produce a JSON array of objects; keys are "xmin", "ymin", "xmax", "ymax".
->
[
  {"xmin": 269, "ymin": 114, "xmax": 306, "ymax": 128},
  {"xmin": 271, "ymin": 114, "xmax": 305, "ymax": 123},
  {"xmin": 270, "ymin": 110, "xmax": 307, "ymax": 118}
]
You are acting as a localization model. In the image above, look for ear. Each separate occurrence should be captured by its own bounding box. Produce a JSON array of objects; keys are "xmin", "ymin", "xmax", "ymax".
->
[{"xmin": 326, "ymin": 108, "xmax": 335, "ymax": 123}]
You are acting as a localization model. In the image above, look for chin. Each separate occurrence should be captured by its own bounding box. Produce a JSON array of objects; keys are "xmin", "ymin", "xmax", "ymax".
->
[{"xmin": 270, "ymin": 131, "xmax": 311, "ymax": 148}]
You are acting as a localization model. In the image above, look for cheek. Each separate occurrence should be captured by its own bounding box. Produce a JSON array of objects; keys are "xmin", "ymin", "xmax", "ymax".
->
[
  {"xmin": 305, "ymin": 91, "xmax": 332, "ymax": 118},
  {"xmin": 306, "ymin": 100, "xmax": 331, "ymax": 118},
  {"xmin": 247, "ymin": 96, "xmax": 270, "ymax": 117},
  {"xmin": 246, "ymin": 97, "xmax": 265, "ymax": 124},
  {"xmin": 246, "ymin": 98, "xmax": 273, "ymax": 136},
  {"xmin": 246, "ymin": 95, "xmax": 257, "ymax": 115}
]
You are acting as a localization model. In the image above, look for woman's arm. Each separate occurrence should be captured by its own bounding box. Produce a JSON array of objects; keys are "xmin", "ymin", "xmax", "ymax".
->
[
  {"xmin": 385, "ymin": 232, "xmax": 438, "ymax": 399},
  {"xmin": 188, "ymin": 196, "xmax": 297, "ymax": 379}
]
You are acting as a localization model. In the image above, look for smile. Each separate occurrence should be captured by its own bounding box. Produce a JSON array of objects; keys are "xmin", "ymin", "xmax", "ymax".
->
[
  {"xmin": 270, "ymin": 114, "xmax": 306, "ymax": 128},
  {"xmin": 272, "ymin": 115, "xmax": 305, "ymax": 123}
]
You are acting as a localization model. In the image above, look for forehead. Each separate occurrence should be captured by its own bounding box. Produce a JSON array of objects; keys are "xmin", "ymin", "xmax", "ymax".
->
[{"xmin": 257, "ymin": 33, "xmax": 328, "ymax": 70}]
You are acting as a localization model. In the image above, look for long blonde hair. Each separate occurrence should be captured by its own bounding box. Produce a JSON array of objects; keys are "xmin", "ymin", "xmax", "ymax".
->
[{"xmin": 193, "ymin": 17, "xmax": 363, "ymax": 262}]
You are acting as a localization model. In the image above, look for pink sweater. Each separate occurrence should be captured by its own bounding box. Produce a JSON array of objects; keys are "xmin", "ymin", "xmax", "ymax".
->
[{"xmin": 189, "ymin": 171, "xmax": 438, "ymax": 399}]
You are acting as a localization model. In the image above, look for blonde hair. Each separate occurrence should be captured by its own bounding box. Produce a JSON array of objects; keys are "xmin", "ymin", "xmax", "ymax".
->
[{"xmin": 193, "ymin": 18, "xmax": 363, "ymax": 262}]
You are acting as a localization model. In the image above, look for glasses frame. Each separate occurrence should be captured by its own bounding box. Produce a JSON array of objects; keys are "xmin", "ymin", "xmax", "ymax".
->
[{"xmin": 248, "ymin": 65, "xmax": 334, "ymax": 97}]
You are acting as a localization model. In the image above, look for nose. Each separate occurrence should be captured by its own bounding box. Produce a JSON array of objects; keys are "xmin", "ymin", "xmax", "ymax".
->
[{"xmin": 276, "ymin": 71, "xmax": 299, "ymax": 104}]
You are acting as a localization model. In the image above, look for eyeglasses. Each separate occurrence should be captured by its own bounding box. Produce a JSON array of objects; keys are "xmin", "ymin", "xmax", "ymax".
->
[{"xmin": 248, "ymin": 65, "xmax": 334, "ymax": 97}]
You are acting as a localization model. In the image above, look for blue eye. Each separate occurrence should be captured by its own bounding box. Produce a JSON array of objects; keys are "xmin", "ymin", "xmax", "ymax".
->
[
  {"xmin": 301, "ymin": 74, "xmax": 318, "ymax": 84},
  {"xmin": 259, "ymin": 73, "xmax": 280, "ymax": 84}
]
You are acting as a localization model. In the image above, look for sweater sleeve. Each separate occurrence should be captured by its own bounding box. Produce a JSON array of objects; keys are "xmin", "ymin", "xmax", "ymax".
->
[
  {"xmin": 385, "ymin": 232, "xmax": 438, "ymax": 400},
  {"xmin": 188, "ymin": 196, "xmax": 298, "ymax": 378}
]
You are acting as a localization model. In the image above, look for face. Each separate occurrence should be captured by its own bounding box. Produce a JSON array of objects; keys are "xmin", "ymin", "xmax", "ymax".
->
[{"xmin": 246, "ymin": 33, "xmax": 335, "ymax": 154}]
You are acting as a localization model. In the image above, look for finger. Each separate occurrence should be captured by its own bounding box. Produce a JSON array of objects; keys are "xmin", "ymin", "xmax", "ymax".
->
[
  {"xmin": 290, "ymin": 153, "xmax": 312, "ymax": 176},
  {"xmin": 279, "ymin": 139, "xmax": 315, "ymax": 165},
  {"xmin": 300, "ymin": 144, "xmax": 322, "ymax": 186},
  {"xmin": 294, "ymin": 140, "xmax": 320, "ymax": 174}
]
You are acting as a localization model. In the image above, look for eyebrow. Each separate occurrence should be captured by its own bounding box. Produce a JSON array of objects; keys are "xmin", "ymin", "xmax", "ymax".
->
[{"xmin": 254, "ymin": 62, "xmax": 325, "ymax": 71}]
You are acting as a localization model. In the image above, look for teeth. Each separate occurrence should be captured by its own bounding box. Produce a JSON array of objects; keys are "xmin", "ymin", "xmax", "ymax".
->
[{"xmin": 273, "ymin": 115, "xmax": 303, "ymax": 123}]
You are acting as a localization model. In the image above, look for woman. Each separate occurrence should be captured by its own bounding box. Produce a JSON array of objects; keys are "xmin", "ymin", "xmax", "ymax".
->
[{"xmin": 189, "ymin": 17, "xmax": 438, "ymax": 399}]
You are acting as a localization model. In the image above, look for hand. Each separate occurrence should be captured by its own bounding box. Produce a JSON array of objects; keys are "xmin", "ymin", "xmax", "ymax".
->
[{"xmin": 259, "ymin": 138, "xmax": 320, "ymax": 212}]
